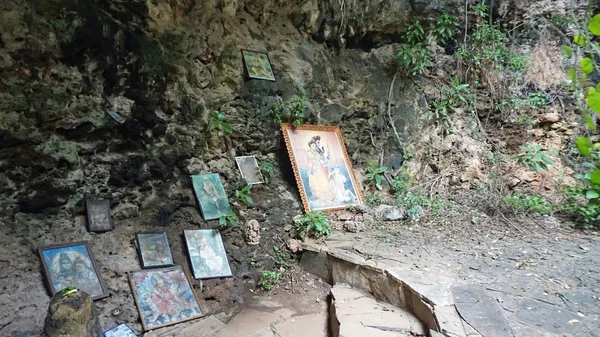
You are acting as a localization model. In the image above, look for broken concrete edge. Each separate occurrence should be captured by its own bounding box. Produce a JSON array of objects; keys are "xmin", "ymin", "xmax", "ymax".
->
[{"xmin": 300, "ymin": 242, "xmax": 468, "ymax": 337}]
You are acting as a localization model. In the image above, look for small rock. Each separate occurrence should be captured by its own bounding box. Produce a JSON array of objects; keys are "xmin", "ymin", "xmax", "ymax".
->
[
  {"xmin": 244, "ymin": 220, "xmax": 261, "ymax": 246},
  {"xmin": 343, "ymin": 221, "xmax": 365, "ymax": 233},
  {"xmin": 44, "ymin": 290, "xmax": 102, "ymax": 337},
  {"xmin": 337, "ymin": 212, "xmax": 353, "ymax": 221},
  {"xmin": 539, "ymin": 112, "xmax": 561, "ymax": 124},
  {"xmin": 112, "ymin": 202, "xmax": 139, "ymax": 220},
  {"xmin": 373, "ymin": 204, "xmax": 406, "ymax": 221},
  {"xmin": 287, "ymin": 239, "xmax": 303, "ymax": 253}
]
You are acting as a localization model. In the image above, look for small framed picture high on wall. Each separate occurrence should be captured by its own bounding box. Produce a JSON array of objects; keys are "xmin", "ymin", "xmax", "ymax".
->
[
  {"xmin": 38, "ymin": 241, "xmax": 109, "ymax": 300},
  {"xmin": 184, "ymin": 229, "xmax": 232, "ymax": 279},
  {"xmin": 85, "ymin": 199, "xmax": 113, "ymax": 232},
  {"xmin": 129, "ymin": 266, "xmax": 203, "ymax": 331},
  {"xmin": 241, "ymin": 49, "xmax": 275, "ymax": 81},
  {"xmin": 135, "ymin": 232, "xmax": 174, "ymax": 269},
  {"xmin": 235, "ymin": 156, "xmax": 264, "ymax": 185}
]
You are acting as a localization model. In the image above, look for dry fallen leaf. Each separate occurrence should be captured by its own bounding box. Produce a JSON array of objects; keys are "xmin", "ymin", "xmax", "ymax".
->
[
  {"xmin": 568, "ymin": 319, "xmax": 580, "ymax": 325},
  {"xmin": 515, "ymin": 261, "xmax": 525, "ymax": 269}
]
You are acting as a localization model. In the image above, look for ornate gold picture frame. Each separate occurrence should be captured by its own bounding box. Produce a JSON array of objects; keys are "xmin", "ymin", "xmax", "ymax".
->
[{"xmin": 281, "ymin": 123, "xmax": 363, "ymax": 213}]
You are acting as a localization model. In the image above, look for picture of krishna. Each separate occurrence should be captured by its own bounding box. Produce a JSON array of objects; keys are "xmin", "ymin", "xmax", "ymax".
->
[
  {"xmin": 131, "ymin": 267, "xmax": 202, "ymax": 330},
  {"xmin": 284, "ymin": 126, "xmax": 361, "ymax": 211}
]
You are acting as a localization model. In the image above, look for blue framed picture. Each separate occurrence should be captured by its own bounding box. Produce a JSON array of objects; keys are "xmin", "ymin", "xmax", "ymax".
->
[{"xmin": 104, "ymin": 323, "xmax": 137, "ymax": 337}]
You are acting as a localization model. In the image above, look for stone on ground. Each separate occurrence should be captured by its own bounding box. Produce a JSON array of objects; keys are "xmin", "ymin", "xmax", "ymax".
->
[
  {"xmin": 330, "ymin": 283, "xmax": 426, "ymax": 337},
  {"xmin": 44, "ymin": 290, "xmax": 102, "ymax": 337},
  {"xmin": 272, "ymin": 313, "xmax": 328, "ymax": 337}
]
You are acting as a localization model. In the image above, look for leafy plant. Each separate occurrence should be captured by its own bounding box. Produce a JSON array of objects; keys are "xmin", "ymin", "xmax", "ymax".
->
[
  {"xmin": 258, "ymin": 270, "xmax": 280, "ymax": 291},
  {"xmin": 429, "ymin": 76, "xmax": 473, "ymax": 135},
  {"xmin": 504, "ymin": 193, "xmax": 553, "ymax": 215},
  {"xmin": 268, "ymin": 82, "xmax": 307, "ymax": 126},
  {"xmin": 516, "ymin": 143, "xmax": 557, "ymax": 172},
  {"xmin": 396, "ymin": 20, "xmax": 432, "ymax": 76},
  {"xmin": 406, "ymin": 205, "xmax": 424, "ymax": 221},
  {"xmin": 210, "ymin": 111, "xmax": 233, "ymax": 134},
  {"xmin": 474, "ymin": 2, "xmax": 488, "ymax": 18},
  {"xmin": 235, "ymin": 184, "xmax": 254, "ymax": 206},
  {"xmin": 296, "ymin": 211, "xmax": 331, "ymax": 238},
  {"xmin": 219, "ymin": 210, "xmax": 239, "ymax": 227},
  {"xmin": 273, "ymin": 246, "xmax": 291, "ymax": 269},
  {"xmin": 365, "ymin": 161, "xmax": 388, "ymax": 190},
  {"xmin": 258, "ymin": 161, "xmax": 279, "ymax": 184},
  {"xmin": 392, "ymin": 168, "xmax": 412, "ymax": 194},
  {"xmin": 432, "ymin": 12, "xmax": 460, "ymax": 44},
  {"xmin": 559, "ymin": 185, "xmax": 600, "ymax": 228},
  {"xmin": 527, "ymin": 92, "xmax": 550, "ymax": 109}
]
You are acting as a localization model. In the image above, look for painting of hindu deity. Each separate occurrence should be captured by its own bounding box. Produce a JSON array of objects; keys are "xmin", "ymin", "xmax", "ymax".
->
[
  {"xmin": 129, "ymin": 266, "xmax": 203, "ymax": 331},
  {"xmin": 86, "ymin": 199, "xmax": 113, "ymax": 232},
  {"xmin": 281, "ymin": 123, "xmax": 363, "ymax": 213},
  {"xmin": 241, "ymin": 49, "xmax": 275, "ymax": 81},
  {"xmin": 136, "ymin": 232, "xmax": 174, "ymax": 269},
  {"xmin": 184, "ymin": 229, "xmax": 232, "ymax": 279},
  {"xmin": 191, "ymin": 174, "xmax": 232, "ymax": 220},
  {"xmin": 235, "ymin": 156, "xmax": 264, "ymax": 185},
  {"xmin": 39, "ymin": 242, "xmax": 108, "ymax": 300},
  {"xmin": 104, "ymin": 323, "xmax": 137, "ymax": 337}
]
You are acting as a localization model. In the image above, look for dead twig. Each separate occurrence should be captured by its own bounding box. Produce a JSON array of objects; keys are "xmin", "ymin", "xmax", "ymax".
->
[
  {"xmin": 367, "ymin": 130, "xmax": 385, "ymax": 167},
  {"xmin": 387, "ymin": 70, "xmax": 404, "ymax": 153}
]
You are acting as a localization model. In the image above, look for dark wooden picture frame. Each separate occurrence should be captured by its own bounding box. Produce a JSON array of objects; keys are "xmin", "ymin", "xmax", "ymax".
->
[
  {"xmin": 38, "ymin": 241, "xmax": 109, "ymax": 300},
  {"xmin": 241, "ymin": 49, "xmax": 276, "ymax": 81},
  {"xmin": 184, "ymin": 229, "xmax": 233, "ymax": 280},
  {"xmin": 128, "ymin": 266, "xmax": 204, "ymax": 331},
  {"xmin": 85, "ymin": 199, "xmax": 113, "ymax": 232},
  {"xmin": 135, "ymin": 232, "xmax": 174, "ymax": 269}
]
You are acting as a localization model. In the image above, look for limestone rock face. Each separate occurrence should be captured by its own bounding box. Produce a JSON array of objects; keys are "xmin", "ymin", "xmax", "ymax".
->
[{"xmin": 44, "ymin": 291, "xmax": 102, "ymax": 337}]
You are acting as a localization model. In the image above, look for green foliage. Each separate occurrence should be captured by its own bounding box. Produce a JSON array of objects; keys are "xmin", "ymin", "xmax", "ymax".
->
[
  {"xmin": 429, "ymin": 76, "xmax": 473, "ymax": 135},
  {"xmin": 396, "ymin": 20, "xmax": 432, "ymax": 76},
  {"xmin": 268, "ymin": 83, "xmax": 307, "ymax": 126},
  {"xmin": 559, "ymin": 185, "xmax": 600, "ymax": 228},
  {"xmin": 474, "ymin": 2, "xmax": 488, "ymax": 18},
  {"xmin": 235, "ymin": 184, "xmax": 254, "ymax": 206},
  {"xmin": 527, "ymin": 92, "xmax": 550, "ymax": 109},
  {"xmin": 258, "ymin": 161, "xmax": 279, "ymax": 184},
  {"xmin": 210, "ymin": 111, "xmax": 233, "ymax": 134},
  {"xmin": 296, "ymin": 211, "xmax": 331, "ymax": 238},
  {"xmin": 503, "ymin": 193, "xmax": 553, "ymax": 215},
  {"xmin": 508, "ymin": 54, "xmax": 529, "ymax": 74},
  {"xmin": 258, "ymin": 270, "xmax": 280, "ymax": 291},
  {"xmin": 432, "ymin": 12, "xmax": 460, "ymax": 44},
  {"xmin": 273, "ymin": 246, "xmax": 291, "ymax": 269},
  {"xmin": 365, "ymin": 161, "xmax": 388, "ymax": 190},
  {"xmin": 516, "ymin": 143, "xmax": 557, "ymax": 172},
  {"xmin": 392, "ymin": 168, "xmax": 412, "ymax": 194},
  {"xmin": 548, "ymin": 13, "xmax": 574, "ymax": 28},
  {"xmin": 219, "ymin": 210, "xmax": 239, "ymax": 227}
]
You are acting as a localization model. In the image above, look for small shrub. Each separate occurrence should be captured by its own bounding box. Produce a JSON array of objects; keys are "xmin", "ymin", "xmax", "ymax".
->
[
  {"xmin": 504, "ymin": 193, "xmax": 553, "ymax": 215},
  {"xmin": 527, "ymin": 92, "xmax": 550, "ymax": 109},
  {"xmin": 258, "ymin": 270, "xmax": 280, "ymax": 291},
  {"xmin": 235, "ymin": 184, "xmax": 254, "ymax": 206},
  {"xmin": 392, "ymin": 168, "xmax": 412, "ymax": 195},
  {"xmin": 210, "ymin": 111, "xmax": 233, "ymax": 134},
  {"xmin": 273, "ymin": 246, "xmax": 291, "ymax": 269},
  {"xmin": 258, "ymin": 161, "xmax": 279, "ymax": 184},
  {"xmin": 429, "ymin": 76, "xmax": 473, "ymax": 135},
  {"xmin": 516, "ymin": 143, "xmax": 557, "ymax": 172},
  {"xmin": 268, "ymin": 83, "xmax": 307, "ymax": 126},
  {"xmin": 365, "ymin": 161, "xmax": 388, "ymax": 190},
  {"xmin": 432, "ymin": 12, "xmax": 460, "ymax": 44},
  {"xmin": 296, "ymin": 211, "xmax": 331, "ymax": 238},
  {"xmin": 219, "ymin": 210, "xmax": 239, "ymax": 227},
  {"xmin": 396, "ymin": 20, "xmax": 432, "ymax": 76}
]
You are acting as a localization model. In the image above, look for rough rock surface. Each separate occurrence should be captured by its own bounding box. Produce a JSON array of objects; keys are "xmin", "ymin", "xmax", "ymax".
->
[{"xmin": 44, "ymin": 290, "xmax": 102, "ymax": 337}]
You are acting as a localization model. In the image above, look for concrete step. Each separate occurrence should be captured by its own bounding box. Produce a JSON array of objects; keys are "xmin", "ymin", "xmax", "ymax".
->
[{"xmin": 330, "ymin": 283, "xmax": 427, "ymax": 337}]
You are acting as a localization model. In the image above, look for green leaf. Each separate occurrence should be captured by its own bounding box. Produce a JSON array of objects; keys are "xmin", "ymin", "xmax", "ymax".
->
[
  {"xmin": 583, "ymin": 162, "xmax": 598, "ymax": 170},
  {"xmin": 581, "ymin": 57, "xmax": 594, "ymax": 74},
  {"xmin": 589, "ymin": 14, "xmax": 600, "ymax": 36},
  {"xmin": 587, "ymin": 87, "xmax": 600, "ymax": 112},
  {"xmin": 577, "ymin": 136, "xmax": 593, "ymax": 157},
  {"xmin": 568, "ymin": 68, "xmax": 577, "ymax": 82},
  {"xmin": 561, "ymin": 45, "xmax": 573, "ymax": 57},
  {"xmin": 574, "ymin": 34, "xmax": 586, "ymax": 47},
  {"xmin": 585, "ymin": 113, "xmax": 597, "ymax": 130},
  {"xmin": 585, "ymin": 189, "xmax": 600, "ymax": 199},
  {"xmin": 590, "ymin": 170, "xmax": 600, "ymax": 185}
]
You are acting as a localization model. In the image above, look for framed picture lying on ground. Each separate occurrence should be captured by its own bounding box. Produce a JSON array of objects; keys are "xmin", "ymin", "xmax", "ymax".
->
[
  {"xmin": 235, "ymin": 156, "xmax": 264, "ymax": 185},
  {"xmin": 281, "ymin": 123, "xmax": 363, "ymax": 213},
  {"xmin": 129, "ymin": 266, "xmax": 203, "ymax": 331},
  {"xmin": 86, "ymin": 199, "xmax": 113, "ymax": 232},
  {"xmin": 184, "ymin": 229, "xmax": 232, "ymax": 279},
  {"xmin": 191, "ymin": 174, "xmax": 232, "ymax": 220},
  {"xmin": 241, "ymin": 49, "xmax": 276, "ymax": 81},
  {"xmin": 38, "ymin": 241, "xmax": 109, "ymax": 300},
  {"xmin": 135, "ymin": 232, "xmax": 174, "ymax": 269},
  {"xmin": 103, "ymin": 323, "xmax": 137, "ymax": 337}
]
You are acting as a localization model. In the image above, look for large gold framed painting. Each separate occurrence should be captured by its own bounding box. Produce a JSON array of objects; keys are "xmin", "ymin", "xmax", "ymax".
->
[{"xmin": 282, "ymin": 123, "xmax": 363, "ymax": 212}]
